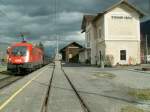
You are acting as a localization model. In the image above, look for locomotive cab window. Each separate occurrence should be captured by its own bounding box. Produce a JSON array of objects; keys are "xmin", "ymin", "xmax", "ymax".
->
[
  {"xmin": 120, "ymin": 50, "xmax": 126, "ymax": 60},
  {"xmin": 12, "ymin": 46, "xmax": 27, "ymax": 56}
]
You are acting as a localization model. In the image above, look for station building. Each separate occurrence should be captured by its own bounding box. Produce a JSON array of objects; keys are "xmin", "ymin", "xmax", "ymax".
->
[{"xmin": 81, "ymin": 0, "xmax": 144, "ymax": 66}]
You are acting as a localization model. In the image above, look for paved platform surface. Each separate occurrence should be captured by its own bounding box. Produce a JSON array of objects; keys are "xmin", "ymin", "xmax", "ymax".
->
[
  {"xmin": 0, "ymin": 62, "xmax": 150, "ymax": 112},
  {"xmin": 48, "ymin": 61, "xmax": 83, "ymax": 112},
  {"xmin": 0, "ymin": 65, "xmax": 54, "ymax": 112},
  {"xmin": 63, "ymin": 65, "xmax": 150, "ymax": 112}
]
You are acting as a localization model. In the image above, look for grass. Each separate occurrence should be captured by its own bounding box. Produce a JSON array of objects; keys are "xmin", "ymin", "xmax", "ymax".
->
[
  {"xmin": 121, "ymin": 106, "xmax": 144, "ymax": 112},
  {"xmin": 0, "ymin": 65, "xmax": 7, "ymax": 73},
  {"xmin": 94, "ymin": 72, "xmax": 116, "ymax": 79},
  {"xmin": 0, "ymin": 71, "xmax": 11, "ymax": 75},
  {"xmin": 0, "ymin": 65, "xmax": 9, "ymax": 75},
  {"xmin": 129, "ymin": 89, "xmax": 150, "ymax": 100}
]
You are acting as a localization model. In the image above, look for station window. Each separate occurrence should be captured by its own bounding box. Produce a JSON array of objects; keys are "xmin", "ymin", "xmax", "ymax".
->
[
  {"xmin": 87, "ymin": 32, "xmax": 90, "ymax": 48},
  {"xmin": 120, "ymin": 50, "xmax": 126, "ymax": 60}
]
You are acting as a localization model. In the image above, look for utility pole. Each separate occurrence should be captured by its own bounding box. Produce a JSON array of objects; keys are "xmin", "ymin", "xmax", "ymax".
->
[
  {"xmin": 146, "ymin": 34, "xmax": 149, "ymax": 63},
  {"xmin": 54, "ymin": 0, "xmax": 59, "ymax": 58},
  {"xmin": 56, "ymin": 35, "xmax": 59, "ymax": 54}
]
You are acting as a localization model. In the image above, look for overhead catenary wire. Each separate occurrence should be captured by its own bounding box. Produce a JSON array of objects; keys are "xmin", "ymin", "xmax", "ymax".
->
[
  {"xmin": 0, "ymin": 0, "xmax": 19, "ymax": 21},
  {"xmin": 0, "ymin": 0, "xmax": 29, "ymax": 40},
  {"xmin": 149, "ymin": 0, "xmax": 150, "ymax": 13},
  {"xmin": 0, "ymin": 0, "xmax": 9, "ymax": 16}
]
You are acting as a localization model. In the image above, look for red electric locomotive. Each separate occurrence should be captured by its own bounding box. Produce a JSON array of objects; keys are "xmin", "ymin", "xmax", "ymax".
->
[{"xmin": 7, "ymin": 41, "xmax": 44, "ymax": 73}]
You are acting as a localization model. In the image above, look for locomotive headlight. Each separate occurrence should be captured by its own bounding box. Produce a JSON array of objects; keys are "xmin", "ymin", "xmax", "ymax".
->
[{"xmin": 25, "ymin": 51, "xmax": 29, "ymax": 62}]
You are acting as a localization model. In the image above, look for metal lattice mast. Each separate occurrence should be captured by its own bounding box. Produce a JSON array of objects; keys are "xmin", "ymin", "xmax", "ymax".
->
[{"xmin": 54, "ymin": 0, "xmax": 59, "ymax": 55}]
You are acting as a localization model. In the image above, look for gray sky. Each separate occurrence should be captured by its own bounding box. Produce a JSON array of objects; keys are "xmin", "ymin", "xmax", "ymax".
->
[{"xmin": 0, "ymin": 0, "xmax": 149, "ymax": 46}]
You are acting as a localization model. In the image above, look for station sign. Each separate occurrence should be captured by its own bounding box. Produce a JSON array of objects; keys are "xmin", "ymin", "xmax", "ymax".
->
[{"xmin": 111, "ymin": 15, "xmax": 132, "ymax": 20}]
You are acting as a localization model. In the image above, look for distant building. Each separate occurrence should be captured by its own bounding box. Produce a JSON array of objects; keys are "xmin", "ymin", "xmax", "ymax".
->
[
  {"xmin": 59, "ymin": 42, "xmax": 83, "ymax": 63},
  {"xmin": 0, "ymin": 43, "xmax": 9, "ymax": 64},
  {"xmin": 81, "ymin": 0, "xmax": 144, "ymax": 66}
]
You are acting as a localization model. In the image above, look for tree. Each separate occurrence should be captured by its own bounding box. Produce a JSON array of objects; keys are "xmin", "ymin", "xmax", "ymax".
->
[{"xmin": 37, "ymin": 42, "xmax": 44, "ymax": 51}]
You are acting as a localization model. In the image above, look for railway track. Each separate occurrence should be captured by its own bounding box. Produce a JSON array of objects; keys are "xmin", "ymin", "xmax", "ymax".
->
[
  {"xmin": 0, "ymin": 75, "xmax": 23, "ymax": 89},
  {"xmin": 41, "ymin": 62, "xmax": 90, "ymax": 112},
  {"xmin": 41, "ymin": 64, "xmax": 55, "ymax": 112},
  {"xmin": 0, "ymin": 65, "xmax": 52, "ymax": 90},
  {"xmin": 61, "ymin": 67, "xmax": 91, "ymax": 112}
]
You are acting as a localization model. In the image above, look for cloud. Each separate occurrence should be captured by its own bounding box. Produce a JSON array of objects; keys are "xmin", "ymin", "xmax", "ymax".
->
[
  {"xmin": 0, "ymin": 36, "xmax": 18, "ymax": 43},
  {"xmin": 0, "ymin": 0, "xmax": 148, "ymax": 47},
  {"xmin": 43, "ymin": 41, "xmax": 57, "ymax": 46},
  {"xmin": 58, "ymin": 11, "xmax": 83, "ymax": 24}
]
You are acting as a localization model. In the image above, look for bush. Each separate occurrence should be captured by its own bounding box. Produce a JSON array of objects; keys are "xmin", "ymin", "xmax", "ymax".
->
[
  {"xmin": 105, "ymin": 55, "xmax": 114, "ymax": 67},
  {"xmin": 85, "ymin": 59, "xmax": 90, "ymax": 64}
]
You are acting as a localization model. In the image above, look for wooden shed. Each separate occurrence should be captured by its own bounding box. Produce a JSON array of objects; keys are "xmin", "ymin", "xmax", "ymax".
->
[{"xmin": 59, "ymin": 42, "xmax": 83, "ymax": 63}]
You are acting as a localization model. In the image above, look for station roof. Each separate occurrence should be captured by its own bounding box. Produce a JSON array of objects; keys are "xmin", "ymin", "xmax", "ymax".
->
[
  {"xmin": 81, "ymin": 0, "xmax": 145, "ymax": 32},
  {"xmin": 81, "ymin": 15, "xmax": 96, "ymax": 33},
  {"xmin": 60, "ymin": 42, "xmax": 83, "ymax": 52}
]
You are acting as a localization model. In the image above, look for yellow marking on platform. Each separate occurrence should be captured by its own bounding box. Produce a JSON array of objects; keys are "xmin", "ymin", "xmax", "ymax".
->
[{"xmin": 0, "ymin": 68, "xmax": 48, "ymax": 111}]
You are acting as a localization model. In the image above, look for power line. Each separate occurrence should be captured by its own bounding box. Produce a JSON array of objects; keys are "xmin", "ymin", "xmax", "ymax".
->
[
  {"xmin": 0, "ymin": 0, "xmax": 25, "ymax": 35},
  {"xmin": 149, "ymin": 0, "xmax": 150, "ymax": 13},
  {"xmin": 0, "ymin": 0, "xmax": 9, "ymax": 17},
  {"xmin": 0, "ymin": 0, "xmax": 17, "ymax": 20}
]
